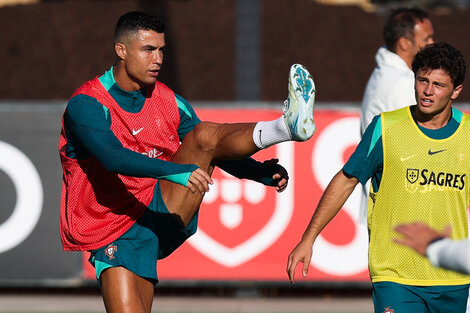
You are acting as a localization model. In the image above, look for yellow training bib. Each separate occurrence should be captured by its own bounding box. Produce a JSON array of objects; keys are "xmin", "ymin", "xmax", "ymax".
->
[{"xmin": 369, "ymin": 107, "xmax": 470, "ymax": 286}]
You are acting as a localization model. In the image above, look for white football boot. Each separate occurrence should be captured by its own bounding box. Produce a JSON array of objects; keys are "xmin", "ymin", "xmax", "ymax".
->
[{"xmin": 283, "ymin": 63, "xmax": 316, "ymax": 141}]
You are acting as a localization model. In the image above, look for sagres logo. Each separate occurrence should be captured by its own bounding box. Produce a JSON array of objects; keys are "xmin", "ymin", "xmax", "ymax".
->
[
  {"xmin": 188, "ymin": 142, "xmax": 294, "ymax": 267},
  {"xmin": 405, "ymin": 168, "xmax": 466, "ymax": 192},
  {"xmin": 407, "ymin": 168, "xmax": 419, "ymax": 184}
]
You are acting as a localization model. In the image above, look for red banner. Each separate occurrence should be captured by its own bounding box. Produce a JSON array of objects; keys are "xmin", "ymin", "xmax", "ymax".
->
[{"xmin": 83, "ymin": 108, "xmax": 369, "ymax": 282}]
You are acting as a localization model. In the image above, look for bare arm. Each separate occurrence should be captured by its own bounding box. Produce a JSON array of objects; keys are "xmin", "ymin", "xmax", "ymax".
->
[{"xmin": 286, "ymin": 169, "xmax": 359, "ymax": 283}]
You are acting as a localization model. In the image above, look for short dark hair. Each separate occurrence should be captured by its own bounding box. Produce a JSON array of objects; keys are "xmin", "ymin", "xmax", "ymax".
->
[
  {"xmin": 113, "ymin": 11, "xmax": 165, "ymax": 45},
  {"xmin": 412, "ymin": 42, "xmax": 466, "ymax": 87},
  {"xmin": 383, "ymin": 7, "xmax": 429, "ymax": 53}
]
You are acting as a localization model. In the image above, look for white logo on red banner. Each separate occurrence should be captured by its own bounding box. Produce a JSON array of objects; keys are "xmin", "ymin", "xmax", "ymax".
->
[
  {"xmin": 188, "ymin": 142, "xmax": 294, "ymax": 267},
  {"xmin": 0, "ymin": 141, "xmax": 43, "ymax": 253},
  {"xmin": 311, "ymin": 117, "xmax": 368, "ymax": 275}
]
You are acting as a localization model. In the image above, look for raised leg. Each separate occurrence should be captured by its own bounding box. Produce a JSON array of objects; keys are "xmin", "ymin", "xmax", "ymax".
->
[
  {"xmin": 160, "ymin": 121, "xmax": 258, "ymax": 226},
  {"xmin": 161, "ymin": 63, "xmax": 317, "ymax": 227}
]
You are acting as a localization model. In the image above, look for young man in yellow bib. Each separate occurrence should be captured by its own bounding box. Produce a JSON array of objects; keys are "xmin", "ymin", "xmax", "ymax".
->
[{"xmin": 287, "ymin": 42, "xmax": 469, "ymax": 313}]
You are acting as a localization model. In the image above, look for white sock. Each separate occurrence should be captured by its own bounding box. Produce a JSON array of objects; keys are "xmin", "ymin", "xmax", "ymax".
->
[{"xmin": 253, "ymin": 116, "xmax": 291, "ymax": 149}]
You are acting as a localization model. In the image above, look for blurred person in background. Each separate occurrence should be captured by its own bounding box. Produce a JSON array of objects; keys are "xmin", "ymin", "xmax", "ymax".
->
[
  {"xmin": 360, "ymin": 7, "xmax": 434, "ymax": 133},
  {"xmin": 359, "ymin": 7, "xmax": 435, "ymax": 223},
  {"xmin": 59, "ymin": 11, "xmax": 316, "ymax": 313},
  {"xmin": 287, "ymin": 42, "xmax": 470, "ymax": 313}
]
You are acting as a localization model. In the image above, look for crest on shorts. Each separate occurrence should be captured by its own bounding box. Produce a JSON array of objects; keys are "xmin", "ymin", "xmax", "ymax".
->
[
  {"xmin": 406, "ymin": 168, "xmax": 419, "ymax": 184},
  {"xmin": 383, "ymin": 307, "xmax": 394, "ymax": 313},
  {"xmin": 105, "ymin": 244, "xmax": 118, "ymax": 260}
]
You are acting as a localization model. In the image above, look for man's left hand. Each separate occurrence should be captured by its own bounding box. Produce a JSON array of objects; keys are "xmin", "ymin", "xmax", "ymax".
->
[{"xmin": 263, "ymin": 158, "xmax": 289, "ymax": 192}]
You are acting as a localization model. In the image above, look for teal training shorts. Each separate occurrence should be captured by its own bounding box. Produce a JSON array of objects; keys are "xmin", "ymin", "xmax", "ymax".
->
[
  {"xmin": 88, "ymin": 181, "xmax": 199, "ymax": 286},
  {"xmin": 372, "ymin": 281, "xmax": 469, "ymax": 313}
]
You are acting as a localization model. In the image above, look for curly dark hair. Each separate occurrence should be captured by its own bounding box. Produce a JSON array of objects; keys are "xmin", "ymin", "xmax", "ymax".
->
[
  {"xmin": 113, "ymin": 11, "xmax": 165, "ymax": 45},
  {"xmin": 383, "ymin": 7, "xmax": 429, "ymax": 53},
  {"xmin": 412, "ymin": 42, "xmax": 466, "ymax": 87}
]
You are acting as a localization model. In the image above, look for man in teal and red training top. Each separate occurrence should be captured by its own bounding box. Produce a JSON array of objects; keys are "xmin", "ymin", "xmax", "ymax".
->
[{"xmin": 59, "ymin": 11, "xmax": 316, "ymax": 313}]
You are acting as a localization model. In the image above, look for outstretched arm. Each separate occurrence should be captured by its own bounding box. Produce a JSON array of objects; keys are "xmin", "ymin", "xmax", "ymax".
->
[
  {"xmin": 64, "ymin": 95, "xmax": 200, "ymax": 187},
  {"xmin": 286, "ymin": 169, "xmax": 359, "ymax": 283},
  {"xmin": 394, "ymin": 222, "xmax": 470, "ymax": 275}
]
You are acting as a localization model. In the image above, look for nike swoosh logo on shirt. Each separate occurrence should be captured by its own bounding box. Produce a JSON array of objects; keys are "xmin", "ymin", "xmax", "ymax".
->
[
  {"xmin": 400, "ymin": 154, "xmax": 416, "ymax": 161},
  {"xmin": 428, "ymin": 149, "xmax": 446, "ymax": 155},
  {"xmin": 132, "ymin": 127, "xmax": 144, "ymax": 136}
]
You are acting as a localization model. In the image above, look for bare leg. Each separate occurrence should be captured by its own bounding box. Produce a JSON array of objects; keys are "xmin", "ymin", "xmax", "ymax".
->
[
  {"xmin": 100, "ymin": 267, "xmax": 154, "ymax": 313},
  {"xmin": 160, "ymin": 121, "xmax": 259, "ymax": 226}
]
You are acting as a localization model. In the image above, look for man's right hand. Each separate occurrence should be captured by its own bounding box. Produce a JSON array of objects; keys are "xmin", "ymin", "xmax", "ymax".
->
[
  {"xmin": 286, "ymin": 239, "xmax": 314, "ymax": 283},
  {"xmin": 186, "ymin": 168, "xmax": 213, "ymax": 194}
]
